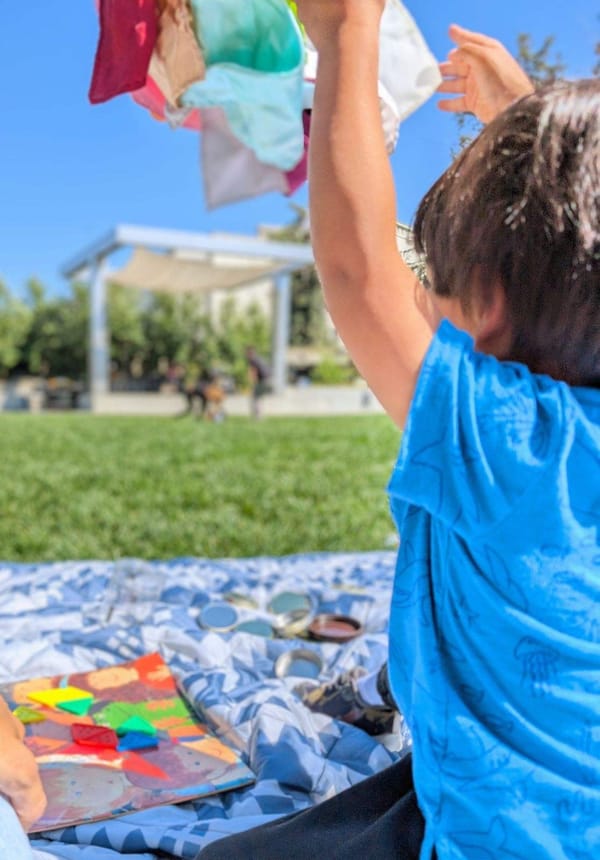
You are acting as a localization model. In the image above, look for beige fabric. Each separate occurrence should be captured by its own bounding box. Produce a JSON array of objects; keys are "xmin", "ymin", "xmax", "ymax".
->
[
  {"xmin": 112, "ymin": 247, "xmax": 282, "ymax": 295},
  {"xmin": 150, "ymin": 0, "xmax": 205, "ymax": 105}
]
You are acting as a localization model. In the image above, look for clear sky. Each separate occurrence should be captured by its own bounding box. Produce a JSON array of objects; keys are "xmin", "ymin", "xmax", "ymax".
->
[{"xmin": 0, "ymin": 0, "xmax": 596, "ymax": 297}]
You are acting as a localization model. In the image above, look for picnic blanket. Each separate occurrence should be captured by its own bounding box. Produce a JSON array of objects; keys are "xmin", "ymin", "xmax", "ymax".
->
[{"xmin": 0, "ymin": 552, "xmax": 408, "ymax": 859}]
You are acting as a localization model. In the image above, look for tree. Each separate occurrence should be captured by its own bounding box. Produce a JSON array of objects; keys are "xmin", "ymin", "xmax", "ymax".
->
[
  {"xmin": 107, "ymin": 283, "xmax": 145, "ymax": 373},
  {"xmin": 266, "ymin": 206, "xmax": 328, "ymax": 347},
  {"xmin": 139, "ymin": 292, "xmax": 214, "ymax": 375},
  {"xmin": 23, "ymin": 283, "xmax": 88, "ymax": 379},
  {"xmin": 0, "ymin": 280, "xmax": 31, "ymax": 377},
  {"xmin": 24, "ymin": 277, "xmax": 46, "ymax": 311},
  {"xmin": 515, "ymin": 34, "xmax": 566, "ymax": 85},
  {"xmin": 215, "ymin": 297, "xmax": 271, "ymax": 386}
]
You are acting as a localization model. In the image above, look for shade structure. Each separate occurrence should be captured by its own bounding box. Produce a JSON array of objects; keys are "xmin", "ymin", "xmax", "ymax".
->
[
  {"xmin": 112, "ymin": 246, "xmax": 285, "ymax": 295},
  {"xmin": 62, "ymin": 225, "xmax": 315, "ymax": 411}
]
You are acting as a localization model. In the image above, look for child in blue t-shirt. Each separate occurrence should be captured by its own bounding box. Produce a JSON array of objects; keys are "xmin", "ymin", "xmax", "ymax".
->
[{"xmin": 199, "ymin": 8, "xmax": 600, "ymax": 860}]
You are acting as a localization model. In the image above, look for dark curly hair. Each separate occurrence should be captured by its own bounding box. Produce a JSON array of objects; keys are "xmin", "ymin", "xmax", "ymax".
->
[{"xmin": 414, "ymin": 79, "xmax": 600, "ymax": 386}]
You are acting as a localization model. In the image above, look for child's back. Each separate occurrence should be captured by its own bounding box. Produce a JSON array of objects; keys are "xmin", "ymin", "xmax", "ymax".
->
[
  {"xmin": 383, "ymin": 76, "xmax": 600, "ymax": 859},
  {"xmin": 388, "ymin": 320, "xmax": 600, "ymax": 858}
]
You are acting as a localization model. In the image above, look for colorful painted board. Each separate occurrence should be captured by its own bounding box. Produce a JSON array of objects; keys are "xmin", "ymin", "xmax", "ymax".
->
[{"xmin": 0, "ymin": 653, "xmax": 254, "ymax": 832}]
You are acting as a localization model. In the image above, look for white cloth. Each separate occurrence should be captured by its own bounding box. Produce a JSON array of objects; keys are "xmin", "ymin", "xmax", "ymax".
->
[
  {"xmin": 378, "ymin": 0, "xmax": 441, "ymax": 124},
  {"xmin": 200, "ymin": 106, "xmax": 288, "ymax": 209},
  {"xmin": 302, "ymin": 0, "xmax": 441, "ymax": 154}
]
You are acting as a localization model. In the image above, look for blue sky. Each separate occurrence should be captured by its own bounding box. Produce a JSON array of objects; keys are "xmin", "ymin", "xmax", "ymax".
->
[{"xmin": 0, "ymin": 0, "xmax": 596, "ymax": 297}]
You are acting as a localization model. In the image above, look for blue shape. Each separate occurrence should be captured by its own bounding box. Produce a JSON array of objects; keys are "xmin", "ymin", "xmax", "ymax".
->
[{"xmin": 117, "ymin": 732, "xmax": 159, "ymax": 752}]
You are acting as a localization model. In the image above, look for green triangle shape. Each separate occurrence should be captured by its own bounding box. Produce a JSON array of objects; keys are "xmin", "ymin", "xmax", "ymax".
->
[
  {"xmin": 13, "ymin": 706, "xmax": 47, "ymax": 724},
  {"xmin": 95, "ymin": 703, "xmax": 136, "ymax": 730},
  {"xmin": 57, "ymin": 697, "xmax": 94, "ymax": 716},
  {"xmin": 116, "ymin": 715, "xmax": 157, "ymax": 736}
]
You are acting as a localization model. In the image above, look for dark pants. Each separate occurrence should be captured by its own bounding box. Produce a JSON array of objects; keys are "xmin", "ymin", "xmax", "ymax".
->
[{"xmin": 197, "ymin": 753, "xmax": 425, "ymax": 860}]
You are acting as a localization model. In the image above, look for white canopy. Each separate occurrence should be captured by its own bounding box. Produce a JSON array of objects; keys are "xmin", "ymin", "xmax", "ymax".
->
[
  {"xmin": 112, "ymin": 246, "xmax": 285, "ymax": 295},
  {"xmin": 62, "ymin": 224, "xmax": 314, "ymax": 410}
]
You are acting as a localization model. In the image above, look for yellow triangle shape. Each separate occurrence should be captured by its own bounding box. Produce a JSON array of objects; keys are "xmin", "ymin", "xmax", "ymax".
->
[{"xmin": 27, "ymin": 686, "xmax": 92, "ymax": 708}]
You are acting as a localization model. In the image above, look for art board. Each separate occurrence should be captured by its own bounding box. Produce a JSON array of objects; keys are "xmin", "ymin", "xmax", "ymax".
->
[{"xmin": 0, "ymin": 653, "xmax": 254, "ymax": 832}]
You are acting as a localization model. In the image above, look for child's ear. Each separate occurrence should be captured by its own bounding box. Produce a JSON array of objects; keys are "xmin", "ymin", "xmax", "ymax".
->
[{"xmin": 474, "ymin": 282, "xmax": 512, "ymax": 358}]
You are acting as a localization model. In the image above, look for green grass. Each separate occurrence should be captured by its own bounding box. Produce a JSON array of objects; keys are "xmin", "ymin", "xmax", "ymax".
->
[{"xmin": 0, "ymin": 414, "xmax": 401, "ymax": 561}]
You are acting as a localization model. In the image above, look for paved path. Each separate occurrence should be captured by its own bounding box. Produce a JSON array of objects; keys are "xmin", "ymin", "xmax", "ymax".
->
[{"xmin": 92, "ymin": 385, "xmax": 385, "ymax": 417}]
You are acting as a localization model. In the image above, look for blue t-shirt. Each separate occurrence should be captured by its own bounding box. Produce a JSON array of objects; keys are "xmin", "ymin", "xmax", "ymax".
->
[{"xmin": 387, "ymin": 321, "xmax": 600, "ymax": 860}]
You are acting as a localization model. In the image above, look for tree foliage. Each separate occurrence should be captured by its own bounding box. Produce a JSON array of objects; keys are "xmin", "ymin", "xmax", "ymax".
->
[
  {"xmin": 515, "ymin": 33, "xmax": 566, "ymax": 85},
  {"xmin": 267, "ymin": 205, "xmax": 329, "ymax": 347},
  {"xmin": 139, "ymin": 292, "xmax": 209, "ymax": 374},
  {"xmin": 0, "ymin": 274, "xmax": 274, "ymax": 388},
  {"xmin": 0, "ymin": 281, "xmax": 31, "ymax": 376},
  {"xmin": 22, "ymin": 282, "xmax": 88, "ymax": 377},
  {"xmin": 107, "ymin": 283, "xmax": 145, "ymax": 372},
  {"xmin": 215, "ymin": 297, "xmax": 271, "ymax": 385}
]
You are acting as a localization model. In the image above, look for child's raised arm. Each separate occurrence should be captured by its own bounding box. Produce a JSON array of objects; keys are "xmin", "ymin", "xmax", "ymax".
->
[
  {"xmin": 437, "ymin": 24, "xmax": 534, "ymax": 123},
  {"xmin": 297, "ymin": 0, "xmax": 437, "ymax": 428}
]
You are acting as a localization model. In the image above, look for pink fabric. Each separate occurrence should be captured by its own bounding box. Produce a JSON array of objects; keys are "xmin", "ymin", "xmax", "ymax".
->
[
  {"xmin": 131, "ymin": 75, "xmax": 201, "ymax": 131},
  {"xmin": 285, "ymin": 110, "xmax": 311, "ymax": 195},
  {"xmin": 89, "ymin": 0, "xmax": 159, "ymax": 104}
]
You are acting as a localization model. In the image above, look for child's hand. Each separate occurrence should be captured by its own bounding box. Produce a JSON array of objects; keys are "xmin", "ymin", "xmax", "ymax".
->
[
  {"xmin": 437, "ymin": 24, "xmax": 534, "ymax": 124},
  {"xmin": 0, "ymin": 697, "xmax": 47, "ymax": 832},
  {"xmin": 295, "ymin": 0, "xmax": 385, "ymax": 52}
]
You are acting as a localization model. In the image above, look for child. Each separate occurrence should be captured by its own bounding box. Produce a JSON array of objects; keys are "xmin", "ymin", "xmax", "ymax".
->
[
  {"xmin": 199, "ymin": 7, "xmax": 599, "ymax": 860},
  {"xmin": 0, "ymin": 695, "xmax": 47, "ymax": 853}
]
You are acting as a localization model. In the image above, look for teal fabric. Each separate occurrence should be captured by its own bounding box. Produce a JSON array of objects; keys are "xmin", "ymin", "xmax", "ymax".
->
[
  {"xmin": 194, "ymin": 0, "xmax": 302, "ymax": 71},
  {"xmin": 184, "ymin": 0, "xmax": 304, "ymax": 171}
]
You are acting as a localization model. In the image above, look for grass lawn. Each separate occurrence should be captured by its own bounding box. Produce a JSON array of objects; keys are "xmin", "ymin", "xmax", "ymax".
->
[{"xmin": 0, "ymin": 414, "xmax": 401, "ymax": 561}]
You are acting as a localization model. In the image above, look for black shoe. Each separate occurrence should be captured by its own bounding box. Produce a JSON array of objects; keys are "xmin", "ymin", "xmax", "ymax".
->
[{"xmin": 298, "ymin": 668, "xmax": 396, "ymax": 736}]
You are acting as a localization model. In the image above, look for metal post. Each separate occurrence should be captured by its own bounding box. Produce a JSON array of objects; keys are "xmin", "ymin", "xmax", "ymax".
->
[
  {"xmin": 89, "ymin": 255, "xmax": 110, "ymax": 412},
  {"xmin": 271, "ymin": 272, "xmax": 292, "ymax": 395}
]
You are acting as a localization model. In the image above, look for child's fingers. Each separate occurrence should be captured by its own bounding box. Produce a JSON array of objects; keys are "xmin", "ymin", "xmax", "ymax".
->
[
  {"xmin": 456, "ymin": 43, "xmax": 492, "ymax": 65},
  {"xmin": 437, "ymin": 96, "xmax": 469, "ymax": 114},
  {"xmin": 449, "ymin": 45, "xmax": 492, "ymax": 74},
  {"xmin": 439, "ymin": 60, "xmax": 466, "ymax": 78},
  {"xmin": 445, "ymin": 53, "xmax": 472, "ymax": 77},
  {"xmin": 449, "ymin": 23, "xmax": 497, "ymax": 48},
  {"xmin": 437, "ymin": 78, "xmax": 467, "ymax": 95}
]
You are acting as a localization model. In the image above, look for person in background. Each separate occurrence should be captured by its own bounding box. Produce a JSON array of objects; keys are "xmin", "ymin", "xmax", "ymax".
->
[
  {"xmin": 180, "ymin": 362, "xmax": 206, "ymax": 417},
  {"xmin": 245, "ymin": 346, "xmax": 271, "ymax": 419},
  {"xmin": 202, "ymin": 370, "xmax": 226, "ymax": 422},
  {"xmin": 180, "ymin": 363, "xmax": 226, "ymax": 420}
]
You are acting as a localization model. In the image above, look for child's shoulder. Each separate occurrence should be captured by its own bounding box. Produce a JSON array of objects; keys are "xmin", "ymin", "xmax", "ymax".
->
[{"xmin": 391, "ymin": 319, "xmax": 600, "ymax": 536}]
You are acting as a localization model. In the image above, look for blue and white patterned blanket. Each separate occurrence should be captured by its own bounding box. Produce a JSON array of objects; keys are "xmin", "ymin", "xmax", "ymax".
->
[{"xmin": 0, "ymin": 553, "xmax": 405, "ymax": 859}]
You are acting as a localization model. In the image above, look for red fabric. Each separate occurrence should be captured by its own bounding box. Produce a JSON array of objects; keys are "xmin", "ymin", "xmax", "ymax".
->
[{"xmin": 89, "ymin": 0, "xmax": 159, "ymax": 104}]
